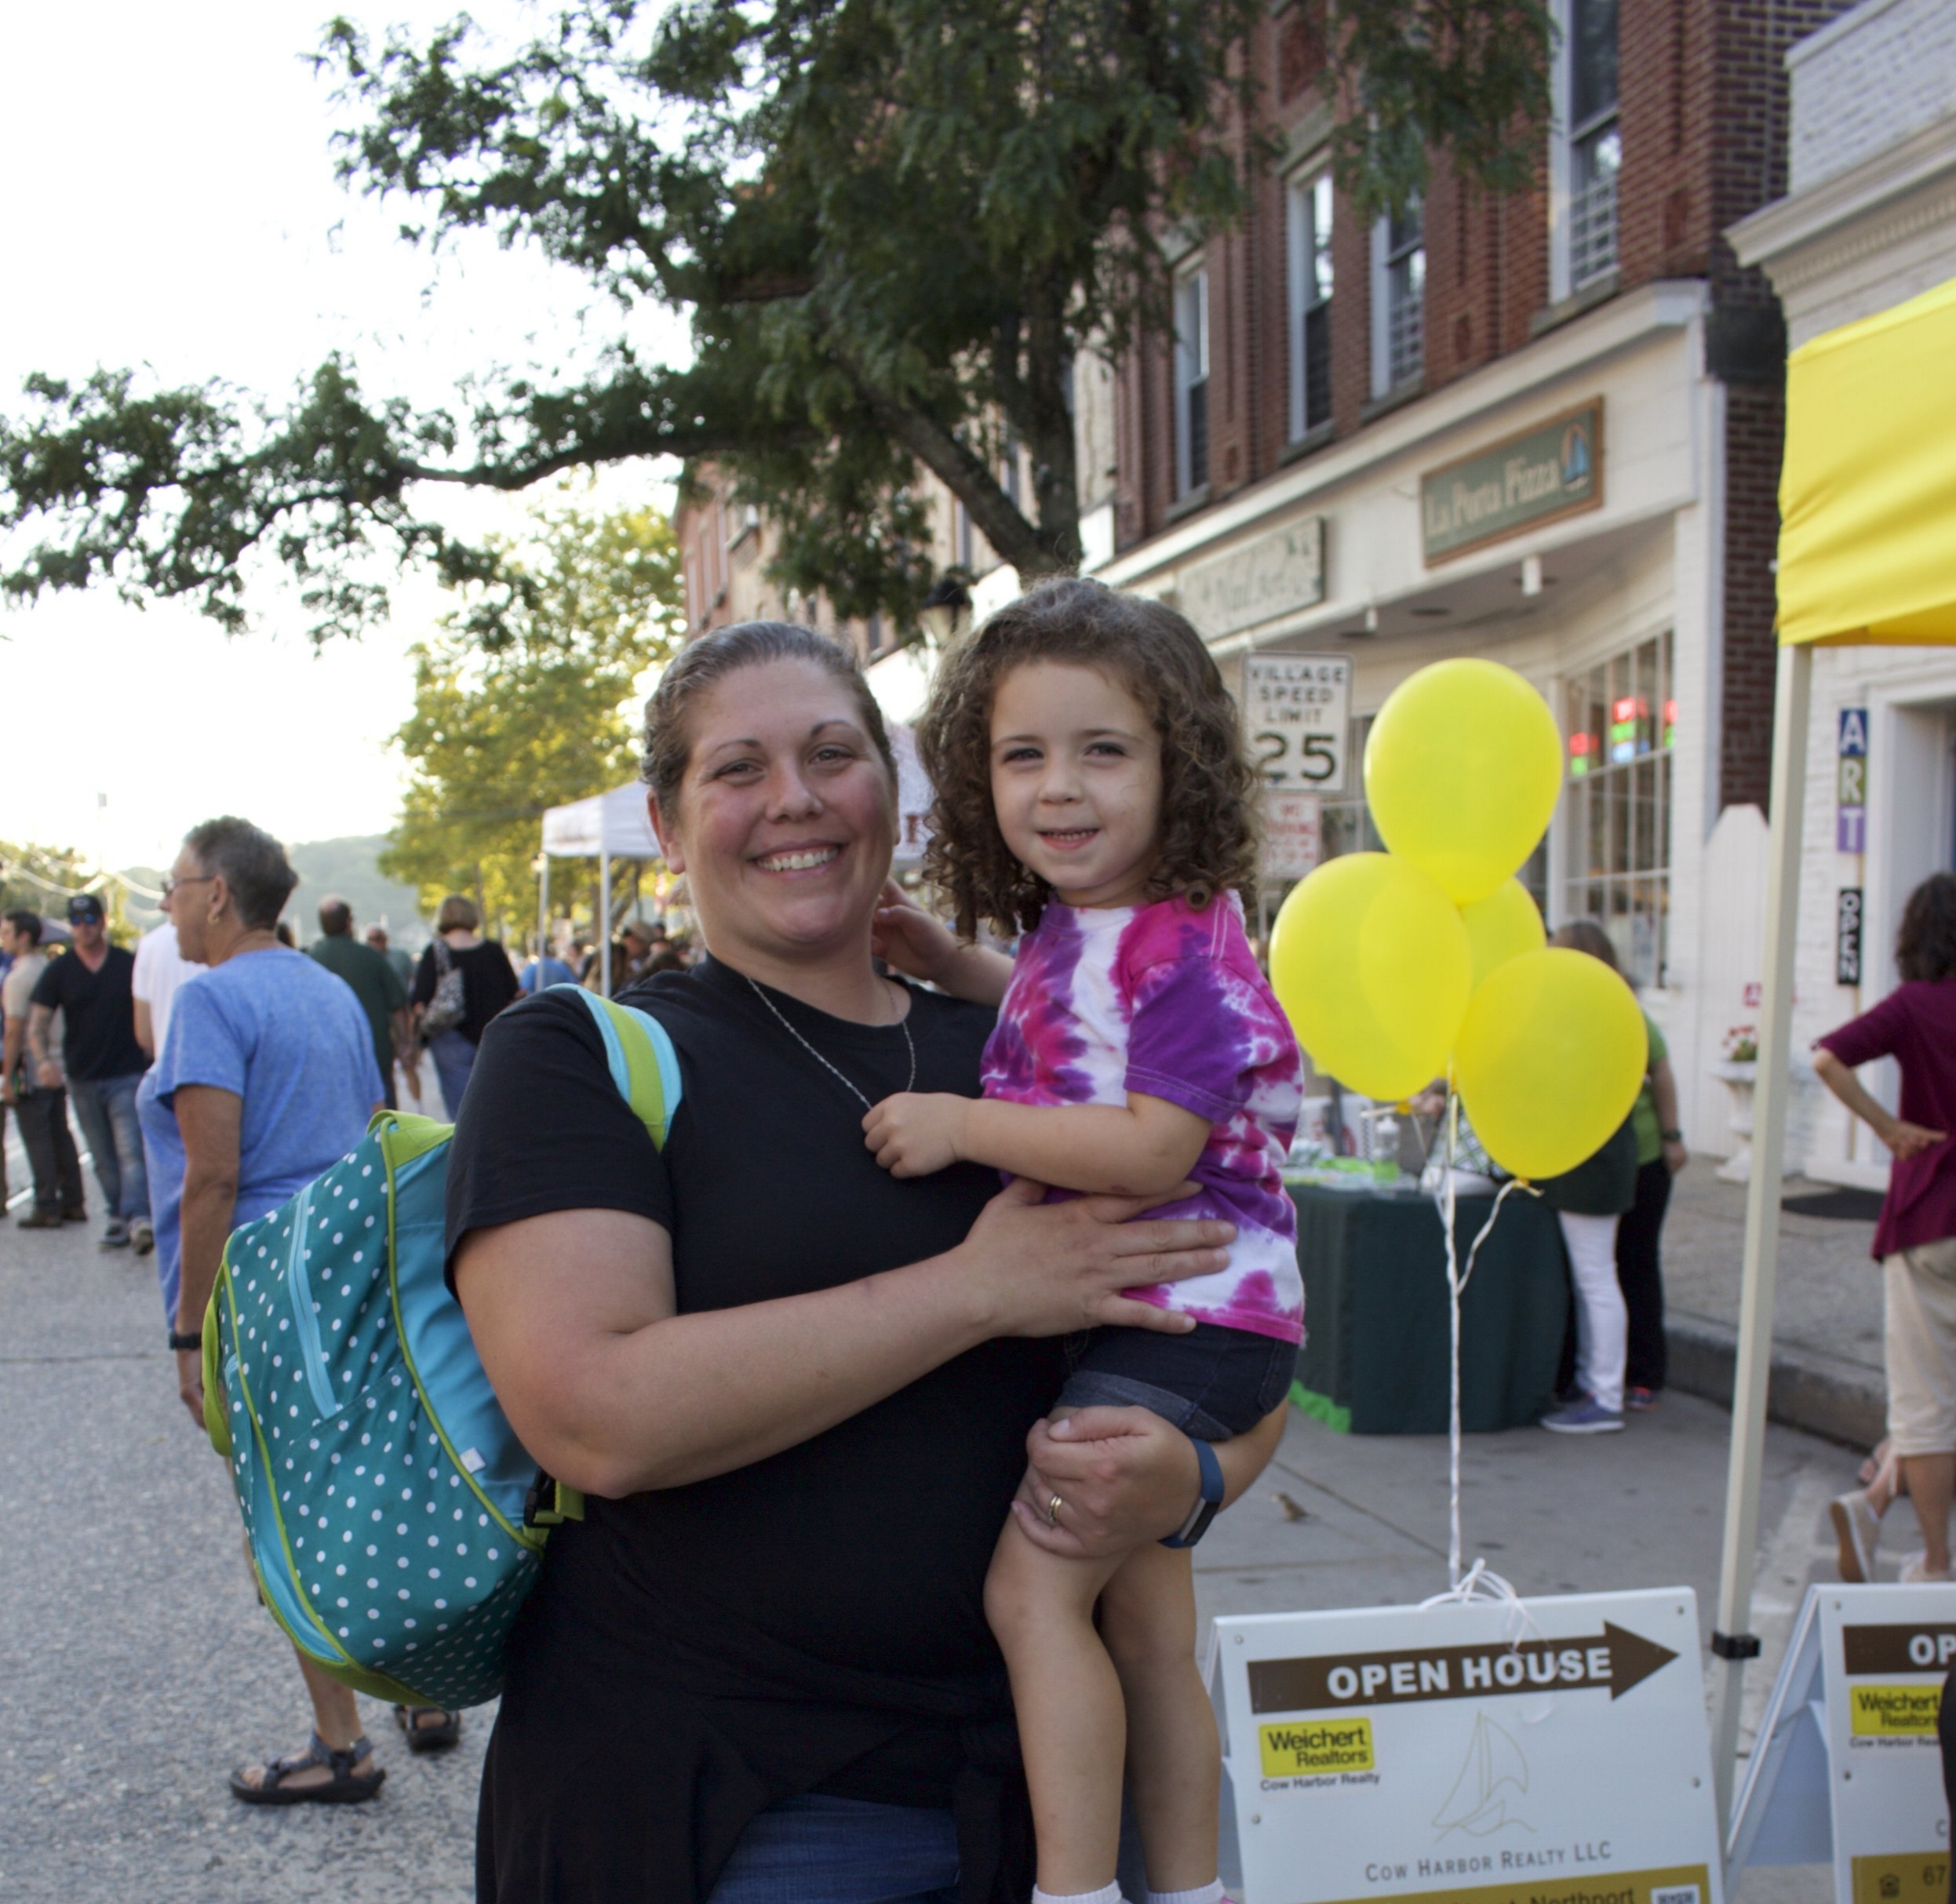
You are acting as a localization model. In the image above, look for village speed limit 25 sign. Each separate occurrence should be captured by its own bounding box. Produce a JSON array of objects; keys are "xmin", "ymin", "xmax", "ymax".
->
[
  {"xmin": 1244, "ymin": 654, "xmax": 1351, "ymax": 795},
  {"xmin": 1208, "ymin": 1589, "xmax": 1721, "ymax": 1904}
]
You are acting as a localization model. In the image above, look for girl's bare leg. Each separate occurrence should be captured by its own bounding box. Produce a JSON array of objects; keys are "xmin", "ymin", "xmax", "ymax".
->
[
  {"xmin": 1100, "ymin": 1539, "xmax": 1218, "ymax": 1895},
  {"xmin": 985, "ymin": 1515, "xmax": 1130, "ymax": 1895}
]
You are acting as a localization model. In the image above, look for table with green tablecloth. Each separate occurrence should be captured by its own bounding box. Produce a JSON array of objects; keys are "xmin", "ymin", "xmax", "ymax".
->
[{"xmin": 1288, "ymin": 1179, "xmax": 1568, "ymax": 1434}]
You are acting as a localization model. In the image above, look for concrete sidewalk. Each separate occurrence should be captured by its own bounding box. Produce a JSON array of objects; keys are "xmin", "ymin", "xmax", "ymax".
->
[{"xmin": 1660, "ymin": 1158, "xmax": 1886, "ymax": 1448}]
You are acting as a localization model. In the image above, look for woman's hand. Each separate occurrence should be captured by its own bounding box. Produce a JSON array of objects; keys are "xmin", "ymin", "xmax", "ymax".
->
[
  {"xmin": 1663, "ymin": 1138, "xmax": 1688, "ymax": 1175},
  {"xmin": 955, "ymin": 1176, "xmax": 1233, "ymax": 1339},
  {"xmin": 1885, "ymin": 1119, "xmax": 1949, "ymax": 1161},
  {"xmin": 1013, "ymin": 1401, "xmax": 1288, "ymax": 1557}
]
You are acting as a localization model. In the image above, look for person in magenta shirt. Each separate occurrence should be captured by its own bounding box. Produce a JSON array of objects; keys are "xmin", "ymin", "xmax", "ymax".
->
[
  {"xmin": 867, "ymin": 577, "xmax": 1302, "ymax": 1904},
  {"xmin": 1815, "ymin": 872, "xmax": 1956, "ymax": 1582}
]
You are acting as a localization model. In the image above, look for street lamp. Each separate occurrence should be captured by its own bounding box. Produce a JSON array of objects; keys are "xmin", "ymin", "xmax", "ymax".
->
[{"xmin": 919, "ymin": 575, "xmax": 971, "ymax": 648}]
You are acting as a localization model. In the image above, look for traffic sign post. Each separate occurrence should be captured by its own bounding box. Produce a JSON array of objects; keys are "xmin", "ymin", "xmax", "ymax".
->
[
  {"xmin": 1209, "ymin": 1589, "xmax": 1722, "ymax": 1904},
  {"xmin": 1728, "ymin": 1583, "xmax": 1956, "ymax": 1904}
]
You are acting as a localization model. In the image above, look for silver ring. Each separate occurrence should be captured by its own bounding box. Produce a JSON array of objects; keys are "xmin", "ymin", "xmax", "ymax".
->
[{"xmin": 1045, "ymin": 1494, "xmax": 1062, "ymax": 1527}]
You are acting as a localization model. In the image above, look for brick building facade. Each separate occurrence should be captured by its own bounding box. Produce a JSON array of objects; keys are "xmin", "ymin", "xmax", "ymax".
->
[
  {"xmin": 1091, "ymin": 0, "xmax": 1857, "ymax": 1151},
  {"xmin": 1108, "ymin": 0, "xmax": 1849, "ymax": 815}
]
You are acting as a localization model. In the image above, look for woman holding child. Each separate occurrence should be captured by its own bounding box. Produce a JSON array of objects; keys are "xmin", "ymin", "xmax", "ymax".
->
[{"xmin": 447, "ymin": 588, "xmax": 1298, "ymax": 1904}]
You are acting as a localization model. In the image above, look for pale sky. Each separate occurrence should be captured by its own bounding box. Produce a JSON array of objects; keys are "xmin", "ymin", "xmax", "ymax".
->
[{"xmin": 0, "ymin": 0, "xmax": 680, "ymax": 871}]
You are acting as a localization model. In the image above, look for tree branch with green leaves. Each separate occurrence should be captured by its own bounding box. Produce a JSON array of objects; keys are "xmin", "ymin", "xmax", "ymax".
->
[{"xmin": 1, "ymin": 0, "xmax": 1551, "ymax": 646}]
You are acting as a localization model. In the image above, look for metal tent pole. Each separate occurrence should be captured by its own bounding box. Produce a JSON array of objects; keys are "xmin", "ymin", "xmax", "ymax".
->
[
  {"xmin": 1709, "ymin": 639, "xmax": 1813, "ymax": 1835},
  {"xmin": 600, "ymin": 851, "xmax": 612, "ymax": 996},
  {"xmin": 537, "ymin": 855, "xmax": 550, "ymax": 969}
]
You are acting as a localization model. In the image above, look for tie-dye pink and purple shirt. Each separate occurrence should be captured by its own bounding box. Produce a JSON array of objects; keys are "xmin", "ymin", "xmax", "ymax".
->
[{"xmin": 981, "ymin": 891, "xmax": 1305, "ymax": 1345}]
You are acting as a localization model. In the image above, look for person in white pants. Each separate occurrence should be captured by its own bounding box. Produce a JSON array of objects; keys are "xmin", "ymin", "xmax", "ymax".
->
[
  {"xmin": 1556, "ymin": 1210, "xmax": 1628, "ymax": 1418},
  {"xmin": 1536, "ymin": 922, "xmax": 1644, "ymax": 1435}
]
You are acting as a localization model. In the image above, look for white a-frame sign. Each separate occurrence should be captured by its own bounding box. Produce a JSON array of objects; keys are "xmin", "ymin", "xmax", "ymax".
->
[
  {"xmin": 1209, "ymin": 1589, "xmax": 1723, "ymax": 1904},
  {"xmin": 1728, "ymin": 1582, "xmax": 1955, "ymax": 1902}
]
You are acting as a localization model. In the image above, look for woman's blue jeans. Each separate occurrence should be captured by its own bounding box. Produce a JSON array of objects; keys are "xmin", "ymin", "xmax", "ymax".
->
[
  {"xmin": 705, "ymin": 1794, "xmax": 960, "ymax": 1904},
  {"xmin": 425, "ymin": 1029, "xmax": 477, "ymax": 1120}
]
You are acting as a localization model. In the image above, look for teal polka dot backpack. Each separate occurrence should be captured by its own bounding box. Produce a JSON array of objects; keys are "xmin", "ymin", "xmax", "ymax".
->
[{"xmin": 201, "ymin": 988, "xmax": 679, "ymax": 1710}]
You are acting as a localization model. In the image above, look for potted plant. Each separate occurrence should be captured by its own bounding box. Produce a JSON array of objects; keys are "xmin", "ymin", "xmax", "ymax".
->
[{"xmin": 1710, "ymin": 1025, "xmax": 1760, "ymax": 1181}]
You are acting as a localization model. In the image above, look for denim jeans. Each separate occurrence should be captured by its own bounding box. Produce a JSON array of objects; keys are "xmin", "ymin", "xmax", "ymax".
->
[
  {"xmin": 705, "ymin": 1794, "xmax": 960, "ymax": 1904},
  {"xmin": 67, "ymin": 1071, "xmax": 151, "ymax": 1225},
  {"xmin": 425, "ymin": 1030, "xmax": 477, "ymax": 1121}
]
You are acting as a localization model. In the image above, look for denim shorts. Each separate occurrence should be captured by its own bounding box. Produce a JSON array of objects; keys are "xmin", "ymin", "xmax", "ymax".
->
[
  {"xmin": 705, "ymin": 1793, "xmax": 960, "ymax": 1904},
  {"xmin": 1057, "ymin": 1321, "xmax": 1299, "ymax": 1441}
]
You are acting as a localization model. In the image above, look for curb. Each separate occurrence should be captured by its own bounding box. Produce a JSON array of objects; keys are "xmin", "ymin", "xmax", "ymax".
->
[{"xmin": 1664, "ymin": 1313, "xmax": 1884, "ymax": 1449}]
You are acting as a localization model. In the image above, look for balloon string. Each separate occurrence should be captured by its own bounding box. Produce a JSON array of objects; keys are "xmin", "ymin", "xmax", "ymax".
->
[{"xmin": 1432, "ymin": 1093, "xmax": 1535, "ymax": 1590}]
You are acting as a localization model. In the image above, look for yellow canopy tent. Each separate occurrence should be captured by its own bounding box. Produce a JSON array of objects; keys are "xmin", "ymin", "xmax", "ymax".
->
[{"xmin": 1710, "ymin": 272, "xmax": 1956, "ymax": 1833}]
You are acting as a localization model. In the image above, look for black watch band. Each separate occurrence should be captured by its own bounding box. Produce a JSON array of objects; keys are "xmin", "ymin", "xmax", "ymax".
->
[
  {"xmin": 168, "ymin": 1329, "xmax": 202, "ymax": 1352},
  {"xmin": 1160, "ymin": 1436, "xmax": 1226, "ymax": 1549}
]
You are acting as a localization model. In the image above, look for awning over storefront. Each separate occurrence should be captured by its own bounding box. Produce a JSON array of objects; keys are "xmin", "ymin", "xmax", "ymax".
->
[
  {"xmin": 1776, "ymin": 273, "xmax": 1956, "ymax": 647},
  {"xmin": 540, "ymin": 782, "xmax": 661, "ymax": 859},
  {"xmin": 1710, "ymin": 271, "xmax": 1956, "ymax": 1831}
]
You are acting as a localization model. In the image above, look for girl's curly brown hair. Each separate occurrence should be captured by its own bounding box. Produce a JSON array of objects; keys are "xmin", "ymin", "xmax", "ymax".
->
[{"xmin": 916, "ymin": 576, "xmax": 1259, "ymax": 939}]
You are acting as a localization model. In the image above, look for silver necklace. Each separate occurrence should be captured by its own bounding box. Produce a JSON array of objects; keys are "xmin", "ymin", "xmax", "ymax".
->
[{"xmin": 742, "ymin": 973, "xmax": 916, "ymax": 1112}]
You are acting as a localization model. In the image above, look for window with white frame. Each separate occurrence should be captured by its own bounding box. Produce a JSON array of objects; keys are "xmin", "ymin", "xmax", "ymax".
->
[
  {"xmin": 1287, "ymin": 171, "xmax": 1334, "ymax": 440},
  {"xmin": 1371, "ymin": 199, "xmax": 1424, "ymax": 395},
  {"xmin": 1561, "ymin": 632, "xmax": 1675, "ymax": 988},
  {"xmin": 1560, "ymin": 0, "xmax": 1620, "ymax": 291},
  {"xmin": 1174, "ymin": 264, "xmax": 1210, "ymax": 497}
]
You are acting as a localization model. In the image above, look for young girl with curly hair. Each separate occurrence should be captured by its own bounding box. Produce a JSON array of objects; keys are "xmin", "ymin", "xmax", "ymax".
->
[{"xmin": 865, "ymin": 576, "xmax": 1305, "ymax": 1904}]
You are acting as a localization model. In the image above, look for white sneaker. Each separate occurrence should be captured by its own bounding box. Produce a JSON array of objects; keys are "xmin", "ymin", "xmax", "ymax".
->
[
  {"xmin": 1830, "ymin": 1489, "xmax": 1881, "ymax": 1582},
  {"xmin": 1899, "ymin": 1552, "xmax": 1953, "ymax": 1583}
]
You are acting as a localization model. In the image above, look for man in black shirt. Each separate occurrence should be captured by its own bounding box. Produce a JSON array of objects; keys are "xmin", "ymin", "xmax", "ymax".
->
[{"xmin": 28, "ymin": 894, "xmax": 152, "ymax": 1252}]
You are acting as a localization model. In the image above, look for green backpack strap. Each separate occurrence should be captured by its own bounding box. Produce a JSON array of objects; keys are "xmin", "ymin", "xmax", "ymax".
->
[
  {"xmin": 534, "ymin": 987, "xmax": 688, "ymax": 1530},
  {"xmin": 558, "ymin": 985, "xmax": 683, "ymax": 1152}
]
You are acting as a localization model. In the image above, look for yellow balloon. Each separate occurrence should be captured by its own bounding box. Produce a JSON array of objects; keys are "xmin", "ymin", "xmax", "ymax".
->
[
  {"xmin": 1269, "ymin": 853, "xmax": 1473, "ymax": 1101},
  {"xmin": 1452, "ymin": 948, "xmax": 1648, "ymax": 1180},
  {"xmin": 1363, "ymin": 659, "xmax": 1563, "ymax": 905},
  {"xmin": 1459, "ymin": 879, "xmax": 1546, "ymax": 990}
]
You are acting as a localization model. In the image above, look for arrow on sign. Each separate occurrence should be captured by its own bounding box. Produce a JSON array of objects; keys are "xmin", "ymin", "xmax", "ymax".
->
[{"xmin": 1248, "ymin": 1623, "xmax": 1678, "ymax": 1715}]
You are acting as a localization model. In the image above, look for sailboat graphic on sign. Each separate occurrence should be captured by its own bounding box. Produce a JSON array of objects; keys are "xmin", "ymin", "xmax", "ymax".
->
[{"xmin": 1433, "ymin": 1713, "xmax": 1533, "ymax": 1837}]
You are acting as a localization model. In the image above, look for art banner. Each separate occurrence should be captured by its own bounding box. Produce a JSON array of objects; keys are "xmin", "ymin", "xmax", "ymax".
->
[
  {"xmin": 1209, "ymin": 1588, "xmax": 1721, "ymax": 1904},
  {"xmin": 1728, "ymin": 1582, "xmax": 1956, "ymax": 1904}
]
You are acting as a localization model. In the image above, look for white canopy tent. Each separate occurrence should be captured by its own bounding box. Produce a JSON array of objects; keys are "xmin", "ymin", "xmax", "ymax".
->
[{"xmin": 539, "ymin": 781, "xmax": 663, "ymax": 994}]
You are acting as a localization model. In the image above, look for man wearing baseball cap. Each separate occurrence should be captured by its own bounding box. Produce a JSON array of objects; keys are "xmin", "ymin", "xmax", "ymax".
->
[{"xmin": 27, "ymin": 894, "xmax": 152, "ymax": 1252}]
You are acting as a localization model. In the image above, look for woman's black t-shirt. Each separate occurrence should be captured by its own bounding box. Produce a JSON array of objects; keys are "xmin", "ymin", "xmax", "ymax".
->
[
  {"xmin": 412, "ymin": 939, "xmax": 522, "ymax": 1047},
  {"xmin": 444, "ymin": 955, "xmax": 1064, "ymax": 1902}
]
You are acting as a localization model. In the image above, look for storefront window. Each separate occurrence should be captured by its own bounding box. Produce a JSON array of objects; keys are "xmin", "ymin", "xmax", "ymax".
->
[{"xmin": 1562, "ymin": 632, "xmax": 1674, "ymax": 987}]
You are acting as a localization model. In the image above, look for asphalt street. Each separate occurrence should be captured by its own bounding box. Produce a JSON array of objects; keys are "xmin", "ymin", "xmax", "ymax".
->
[{"xmin": 1, "ymin": 1134, "xmax": 1866, "ymax": 1904}]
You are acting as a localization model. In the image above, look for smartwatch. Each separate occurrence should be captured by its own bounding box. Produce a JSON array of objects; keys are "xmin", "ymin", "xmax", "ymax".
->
[
  {"xmin": 1160, "ymin": 1436, "xmax": 1226, "ymax": 1549},
  {"xmin": 168, "ymin": 1329, "xmax": 202, "ymax": 1352}
]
